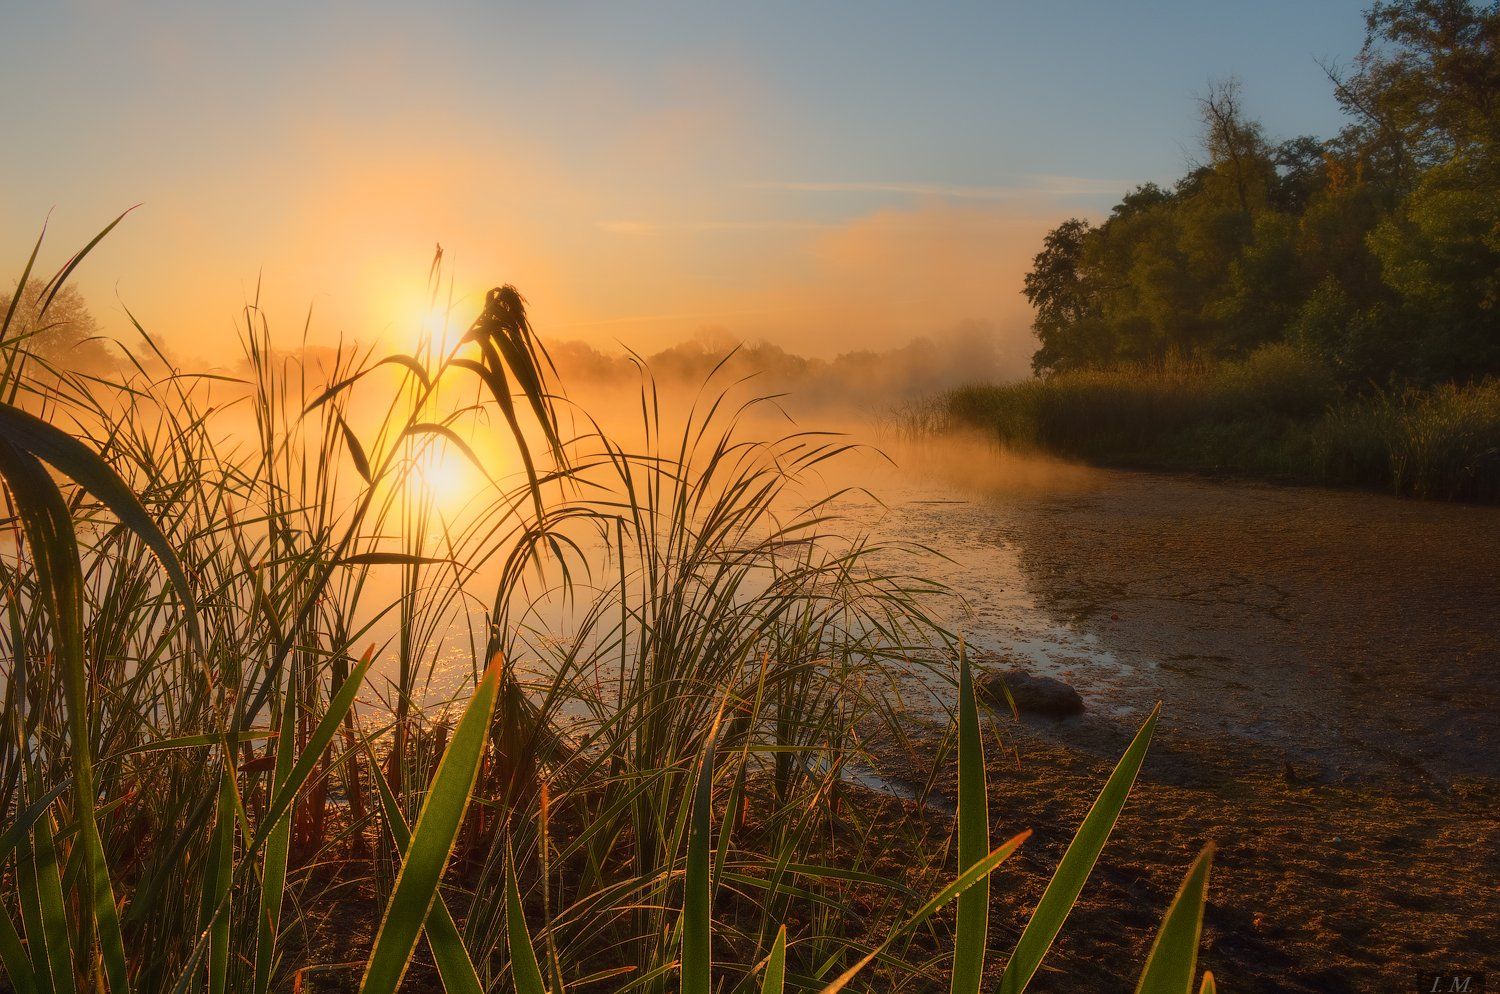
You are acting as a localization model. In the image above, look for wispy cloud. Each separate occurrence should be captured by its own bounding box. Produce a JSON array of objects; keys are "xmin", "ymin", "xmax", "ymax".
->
[
  {"xmin": 598, "ymin": 219, "xmax": 834, "ymax": 235},
  {"xmin": 750, "ymin": 175, "xmax": 1125, "ymax": 200}
]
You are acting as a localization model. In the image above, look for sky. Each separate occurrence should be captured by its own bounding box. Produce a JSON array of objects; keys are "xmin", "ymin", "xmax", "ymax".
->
[{"xmin": 2, "ymin": 0, "xmax": 1371, "ymax": 363}]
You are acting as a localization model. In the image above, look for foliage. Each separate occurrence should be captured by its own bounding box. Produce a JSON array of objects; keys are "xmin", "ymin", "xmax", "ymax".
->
[
  {"xmin": 1024, "ymin": 0, "xmax": 1499, "ymax": 387},
  {"xmin": 937, "ymin": 345, "xmax": 1500, "ymax": 501}
]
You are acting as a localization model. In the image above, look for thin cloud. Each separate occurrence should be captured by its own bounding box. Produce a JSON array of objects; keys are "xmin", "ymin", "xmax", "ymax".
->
[
  {"xmin": 750, "ymin": 175, "xmax": 1125, "ymax": 200},
  {"xmin": 599, "ymin": 219, "xmax": 833, "ymax": 234}
]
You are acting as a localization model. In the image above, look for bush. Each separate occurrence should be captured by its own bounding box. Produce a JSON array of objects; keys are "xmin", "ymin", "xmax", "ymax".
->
[{"xmin": 936, "ymin": 346, "xmax": 1500, "ymax": 501}]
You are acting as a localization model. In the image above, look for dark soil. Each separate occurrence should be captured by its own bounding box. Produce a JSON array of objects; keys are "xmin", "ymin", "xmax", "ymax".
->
[{"xmin": 854, "ymin": 459, "xmax": 1500, "ymax": 993}]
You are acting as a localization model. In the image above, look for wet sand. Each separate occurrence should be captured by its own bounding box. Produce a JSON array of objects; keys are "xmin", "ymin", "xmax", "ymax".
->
[{"xmin": 841, "ymin": 450, "xmax": 1500, "ymax": 992}]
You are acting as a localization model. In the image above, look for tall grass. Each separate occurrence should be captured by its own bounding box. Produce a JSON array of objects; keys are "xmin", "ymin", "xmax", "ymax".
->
[
  {"xmin": 1, "ymin": 225, "xmax": 1216, "ymax": 992},
  {"xmin": 930, "ymin": 343, "xmax": 1500, "ymax": 501}
]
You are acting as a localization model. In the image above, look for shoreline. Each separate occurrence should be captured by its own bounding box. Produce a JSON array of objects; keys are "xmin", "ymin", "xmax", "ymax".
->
[{"xmin": 844, "ymin": 450, "xmax": 1500, "ymax": 991}]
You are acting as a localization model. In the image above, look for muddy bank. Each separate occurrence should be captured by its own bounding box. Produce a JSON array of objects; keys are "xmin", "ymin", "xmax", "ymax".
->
[{"xmin": 844, "ymin": 451, "xmax": 1500, "ymax": 992}]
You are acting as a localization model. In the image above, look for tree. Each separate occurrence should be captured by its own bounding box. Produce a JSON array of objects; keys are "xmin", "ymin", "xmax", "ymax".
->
[
  {"xmin": 1024, "ymin": 218, "xmax": 1097, "ymax": 373},
  {"xmin": 0, "ymin": 280, "xmax": 114, "ymax": 372},
  {"xmin": 1329, "ymin": 0, "xmax": 1500, "ymax": 183},
  {"xmin": 1021, "ymin": 2, "xmax": 1500, "ymax": 386}
]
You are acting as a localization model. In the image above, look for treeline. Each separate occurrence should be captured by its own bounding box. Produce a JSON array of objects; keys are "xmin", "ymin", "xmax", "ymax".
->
[
  {"xmin": 548, "ymin": 321, "xmax": 1025, "ymax": 414},
  {"xmin": 1025, "ymin": 0, "xmax": 1499, "ymax": 386}
]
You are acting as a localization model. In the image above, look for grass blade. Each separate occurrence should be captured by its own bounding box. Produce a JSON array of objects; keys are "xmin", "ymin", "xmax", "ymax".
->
[
  {"xmin": 167, "ymin": 651, "xmax": 375, "ymax": 994},
  {"xmin": 0, "ymin": 904, "xmax": 35, "ymax": 994},
  {"xmin": 29, "ymin": 815, "xmax": 75, "ymax": 994},
  {"xmin": 1198, "ymin": 971, "xmax": 1217, "ymax": 994},
  {"xmin": 1135, "ymin": 844, "xmax": 1215, "ymax": 994},
  {"xmin": 818, "ymin": 830, "xmax": 1031, "ymax": 994},
  {"xmin": 0, "ymin": 438, "xmax": 129, "ymax": 994},
  {"xmin": 760, "ymin": 925, "xmax": 787, "ymax": 994},
  {"xmin": 360, "ymin": 654, "xmax": 504, "ymax": 994},
  {"xmin": 952, "ymin": 649, "xmax": 989, "ymax": 994},
  {"xmin": 998, "ymin": 703, "xmax": 1160, "ymax": 994},
  {"xmin": 207, "ymin": 763, "xmax": 237, "ymax": 994},
  {"xmin": 506, "ymin": 856, "xmax": 548, "ymax": 994},
  {"xmin": 253, "ymin": 668, "xmax": 297, "ymax": 994},
  {"xmin": 0, "ymin": 402, "xmax": 196, "ymax": 635},
  {"xmin": 682, "ymin": 743, "xmax": 714, "ymax": 994},
  {"xmin": 365, "ymin": 735, "xmax": 482, "ymax": 994}
]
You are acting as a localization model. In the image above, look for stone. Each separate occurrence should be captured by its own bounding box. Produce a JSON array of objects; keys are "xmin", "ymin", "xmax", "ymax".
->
[{"xmin": 977, "ymin": 669, "xmax": 1084, "ymax": 717}]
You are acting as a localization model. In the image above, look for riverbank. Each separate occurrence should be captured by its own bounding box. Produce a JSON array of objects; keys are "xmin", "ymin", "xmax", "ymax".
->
[
  {"xmin": 839, "ymin": 449, "xmax": 1500, "ymax": 992},
  {"xmin": 925, "ymin": 346, "xmax": 1500, "ymax": 502}
]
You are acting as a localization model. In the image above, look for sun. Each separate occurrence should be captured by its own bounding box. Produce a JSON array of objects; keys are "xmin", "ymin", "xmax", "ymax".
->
[{"xmin": 413, "ymin": 443, "xmax": 481, "ymax": 512}]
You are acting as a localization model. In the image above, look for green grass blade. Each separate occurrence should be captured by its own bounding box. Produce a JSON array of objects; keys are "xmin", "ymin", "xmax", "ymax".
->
[
  {"xmin": 817, "ymin": 830, "xmax": 1031, "ymax": 994},
  {"xmin": 682, "ymin": 742, "xmax": 714, "ymax": 994},
  {"xmin": 16, "ymin": 830, "xmax": 54, "ymax": 994},
  {"xmin": 167, "ymin": 652, "xmax": 374, "ymax": 994},
  {"xmin": 360, "ymin": 654, "xmax": 504, "ymax": 994},
  {"xmin": 0, "ymin": 438, "xmax": 128, "ymax": 994},
  {"xmin": 1134, "ymin": 844, "xmax": 1215, "ymax": 994},
  {"xmin": 208, "ymin": 763, "xmax": 237, "ymax": 994},
  {"xmin": 0, "ymin": 402, "xmax": 196, "ymax": 635},
  {"xmin": 29, "ymin": 815, "xmax": 74, "ymax": 994},
  {"xmin": 253, "ymin": 669, "xmax": 297, "ymax": 994},
  {"xmin": 1198, "ymin": 970, "xmax": 1217, "ymax": 994},
  {"xmin": 760, "ymin": 925, "xmax": 787, "ymax": 994},
  {"xmin": 257, "ymin": 650, "xmax": 375, "ymax": 846},
  {"xmin": 36, "ymin": 208, "xmax": 135, "ymax": 317},
  {"xmin": 506, "ymin": 856, "xmax": 548, "ymax": 994},
  {"xmin": 0, "ymin": 903, "xmax": 36, "ymax": 994},
  {"xmin": 365, "ymin": 735, "xmax": 482, "ymax": 994},
  {"xmin": 997, "ymin": 703, "xmax": 1160, "ymax": 994},
  {"xmin": 952, "ymin": 649, "xmax": 989, "ymax": 994},
  {"xmin": 0, "ymin": 783, "xmax": 70, "ymax": 866}
]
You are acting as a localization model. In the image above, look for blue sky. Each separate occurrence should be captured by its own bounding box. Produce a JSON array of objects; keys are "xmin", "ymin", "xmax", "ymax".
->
[{"xmin": 1, "ymin": 1, "xmax": 1371, "ymax": 357}]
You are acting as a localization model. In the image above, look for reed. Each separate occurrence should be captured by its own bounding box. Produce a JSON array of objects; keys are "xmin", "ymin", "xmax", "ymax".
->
[
  {"xmin": 931, "ymin": 343, "xmax": 1500, "ymax": 501},
  {"xmin": 1, "ymin": 225, "xmax": 1215, "ymax": 993}
]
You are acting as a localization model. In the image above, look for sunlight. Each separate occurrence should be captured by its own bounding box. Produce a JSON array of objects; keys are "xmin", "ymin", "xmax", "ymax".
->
[{"xmin": 413, "ymin": 441, "xmax": 482, "ymax": 513}]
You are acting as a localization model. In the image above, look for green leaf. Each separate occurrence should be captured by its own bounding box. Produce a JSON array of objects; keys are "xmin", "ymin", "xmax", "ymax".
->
[
  {"xmin": 360, "ymin": 654, "xmax": 504, "ymax": 994},
  {"xmin": 760, "ymin": 926, "xmax": 787, "ymax": 994},
  {"xmin": 997, "ymin": 703, "xmax": 1160, "ymax": 994},
  {"xmin": 682, "ymin": 742, "xmax": 714, "ymax": 994},
  {"xmin": 0, "ymin": 438, "xmax": 130, "ymax": 994},
  {"xmin": 338, "ymin": 552, "xmax": 454, "ymax": 567},
  {"xmin": 336, "ymin": 411, "xmax": 372, "ymax": 483},
  {"xmin": 253, "ymin": 666, "xmax": 297, "ymax": 994},
  {"xmin": 300, "ymin": 354, "xmax": 430, "ymax": 415},
  {"xmin": 28, "ymin": 814, "xmax": 75, "ymax": 994},
  {"xmin": 207, "ymin": 763, "xmax": 237, "ymax": 994},
  {"xmin": 506, "ymin": 855, "xmax": 548, "ymax": 994},
  {"xmin": 817, "ymin": 830, "xmax": 1031, "ymax": 994},
  {"xmin": 1135, "ymin": 844, "xmax": 1215, "ymax": 994},
  {"xmin": 0, "ymin": 402, "xmax": 196, "ymax": 636},
  {"xmin": 1198, "ymin": 971, "xmax": 1217, "ymax": 994},
  {"xmin": 0, "ymin": 905, "xmax": 35, "ymax": 994},
  {"xmin": 365, "ymin": 736, "xmax": 483, "ymax": 994},
  {"xmin": 952, "ymin": 649, "xmax": 989, "ymax": 994},
  {"xmin": 168, "ymin": 650, "xmax": 375, "ymax": 994},
  {"xmin": 36, "ymin": 208, "xmax": 135, "ymax": 318}
]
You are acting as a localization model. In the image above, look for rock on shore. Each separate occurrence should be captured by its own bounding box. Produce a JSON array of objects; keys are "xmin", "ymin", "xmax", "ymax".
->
[{"xmin": 978, "ymin": 668, "xmax": 1085, "ymax": 717}]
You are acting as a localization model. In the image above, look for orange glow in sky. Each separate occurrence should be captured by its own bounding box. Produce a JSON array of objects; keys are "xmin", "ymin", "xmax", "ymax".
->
[{"xmin": 2, "ymin": 3, "xmax": 1362, "ymax": 365}]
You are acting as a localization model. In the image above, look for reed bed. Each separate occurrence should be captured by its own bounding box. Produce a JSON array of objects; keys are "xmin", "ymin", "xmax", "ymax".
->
[
  {"xmin": 1, "ymin": 225, "xmax": 1214, "ymax": 993},
  {"xmin": 928, "ymin": 344, "xmax": 1500, "ymax": 501}
]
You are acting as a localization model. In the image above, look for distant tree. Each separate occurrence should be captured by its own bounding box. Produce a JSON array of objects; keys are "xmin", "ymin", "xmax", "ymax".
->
[
  {"xmin": 0, "ymin": 281, "xmax": 114, "ymax": 372},
  {"xmin": 1198, "ymin": 79, "xmax": 1273, "ymax": 219},
  {"xmin": 1368, "ymin": 155, "xmax": 1500, "ymax": 379},
  {"xmin": 1272, "ymin": 136, "xmax": 1331, "ymax": 211},
  {"xmin": 1329, "ymin": 0, "xmax": 1500, "ymax": 182},
  {"xmin": 1024, "ymin": 218, "xmax": 1097, "ymax": 373}
]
